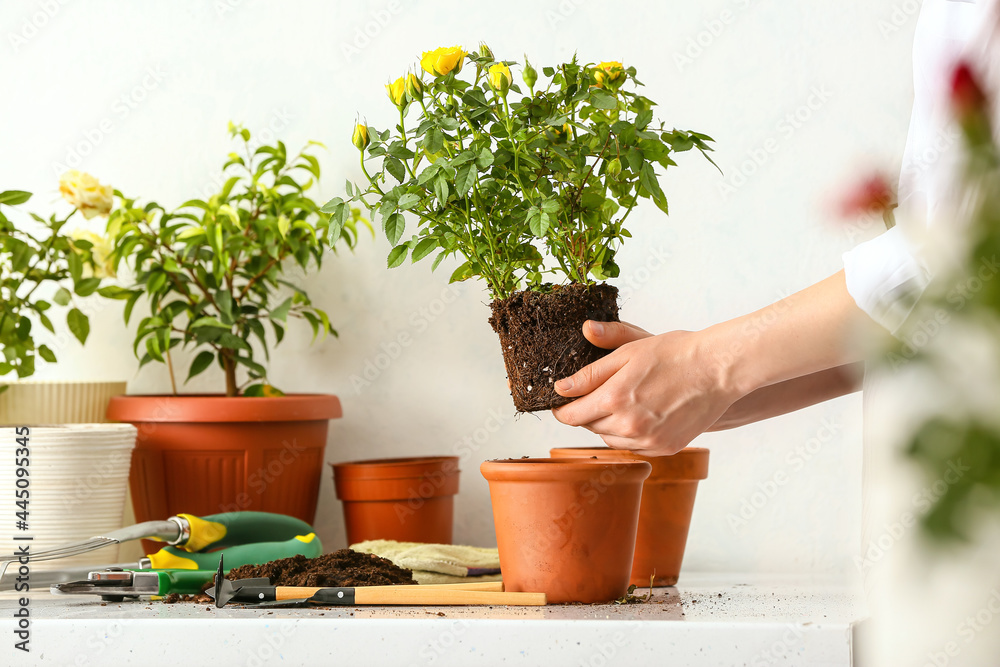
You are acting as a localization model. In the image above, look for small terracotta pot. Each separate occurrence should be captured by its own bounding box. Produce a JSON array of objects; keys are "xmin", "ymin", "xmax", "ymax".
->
[
  {"xmin": 550, "ymin": 447, "xmax": 709, "ymax": 586},
  {"xmin": 332, "ymin": 456, "xmax": 460, "ymax": 546},
  {"xmin": 107, "ymin": 394, "xmax": 340, "ymax": 553},
  {"xmin": 481, "ymin": 457, "xmax": 650, "ymax": 604}
]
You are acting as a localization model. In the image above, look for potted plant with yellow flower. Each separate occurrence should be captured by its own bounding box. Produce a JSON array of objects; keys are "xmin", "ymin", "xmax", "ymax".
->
[
  {"xmin": 331, "ymin": 45, "xmax": 716, "ymax": 412},
  {"xmin": 0, "ymin": 177, "xmax": 139, "ymax": 573},
  {"xmin": 0, "ymin": 174, "xmax": 129, "ymax": 423}
]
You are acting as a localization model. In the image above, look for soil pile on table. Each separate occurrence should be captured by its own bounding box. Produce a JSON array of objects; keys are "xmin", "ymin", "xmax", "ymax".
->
[
  {"xmin": 489, "ymin": 283, "xmax": 619, "ymax": 412},
  {"xmin": 226, "ymin": 549, "xmax": 416, "ymax": 587}
]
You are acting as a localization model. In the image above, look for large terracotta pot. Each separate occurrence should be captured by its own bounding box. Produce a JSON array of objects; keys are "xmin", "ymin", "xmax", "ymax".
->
[
  {"xmin": 107, "ymin": 394, "xmax": 340, "ymax": 552},
  {"xmin": 332, "ymin": 456, "xmax": 460, "ymax": 546},
  {"xmin": 550, "ymin": 447, "xmax": 709, "ymax": 586},
  {"xmin": 481, "ymin": 457, "xmax": 650, "ymax": 604}
]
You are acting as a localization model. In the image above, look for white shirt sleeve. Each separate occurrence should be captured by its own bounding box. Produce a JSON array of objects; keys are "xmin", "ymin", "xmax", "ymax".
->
[
  {"xmin": 843, "ymin": 226, "xmax": 929, "ymax": 334},
  {"xmin": 841, "ymin": 0, "xmax": 985, "ymax": 334}
]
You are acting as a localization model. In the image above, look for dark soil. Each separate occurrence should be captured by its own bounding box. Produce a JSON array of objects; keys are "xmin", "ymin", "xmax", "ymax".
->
[
  {"xmin": 226, "ymin": 549, "xmax": 416, "ymax": 588},
  {"xmin": 489, "ymin": 283, "xmax": 619, "ymax": 412}
]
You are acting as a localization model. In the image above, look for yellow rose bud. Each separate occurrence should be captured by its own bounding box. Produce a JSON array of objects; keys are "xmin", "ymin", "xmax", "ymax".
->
[
  {"xmin": 405, "ymin": 73, "xmax": 423, "ymax": 101},
  {"xmin": 522, "ymin": 56, "xmax": 537, "ymax": 90},
  {"xmin": 594, "ymin": 61, "xmax": 625, "ymax": 88},
  {"xmin": 479, "ymin": 42, "xmax": 494, "ymax": 61},
  {"xmin": 488, "ymin": 63, "xmax": 512, "ymax": 95},
  {"xmin": 385, "ymin": 76, "xmax": 407, "ymax": 107},
  {"xmin": 420, "ymin": 46, "xmax": 468, "ymax": 77},
  {"xmin": 59, "ymin": 170, "xmax": 113, "ymax": 219},
  {"xmin": 352, "ymin": 123, "xmax": 370, "ymax": 151},
  {"xmin": 70, "ymin": 229, "xmax": 116, "ymax": 278}
]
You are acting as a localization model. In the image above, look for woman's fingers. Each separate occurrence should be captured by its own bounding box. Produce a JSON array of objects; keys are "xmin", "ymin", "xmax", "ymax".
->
[
  {"xmin": 554, "ymin": 352, "xmax": 626, "ymax": 398},
  {"xmin": 582, "ymin": 320, "xmax": 651, "ymax": 349}
]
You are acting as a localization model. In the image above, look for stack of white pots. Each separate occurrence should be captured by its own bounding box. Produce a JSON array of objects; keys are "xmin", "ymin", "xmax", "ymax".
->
[{"xmin": 0, "ymin": 381, "xmax": 135, "ymax": 572}]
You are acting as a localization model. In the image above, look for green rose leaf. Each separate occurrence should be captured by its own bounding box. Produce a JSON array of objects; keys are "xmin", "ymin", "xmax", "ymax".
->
[
  {"xmin": 387, "ymin": 244, "xmax": 408, "ymax": 268},
  {"xmin": 67, "ymin": 308, "xmax": 89, "ymax": 345}
]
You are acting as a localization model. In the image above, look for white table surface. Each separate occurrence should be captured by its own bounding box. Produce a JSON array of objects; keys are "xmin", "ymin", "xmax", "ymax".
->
[{"xmin": 0, "ymin": 573, "xmax": 865, "ymax": 666}]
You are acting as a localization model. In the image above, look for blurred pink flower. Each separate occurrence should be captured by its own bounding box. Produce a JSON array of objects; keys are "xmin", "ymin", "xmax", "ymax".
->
[
  {"xmin": 839, "ymin": 173, "xmax": 895, "ymax": 217},
  {"xmin": 950, "ymin": 60, "xmax": 987, "ymax": 118}
]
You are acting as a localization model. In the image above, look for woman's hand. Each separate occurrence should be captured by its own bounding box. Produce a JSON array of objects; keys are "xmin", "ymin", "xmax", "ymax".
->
[
  {"xmin": 550, "ymin": 321, "xmax": 743, "ymax": 455},
  {"xmin": 549, "ymin": 272, "xmax": 868, "ymax": 455}
]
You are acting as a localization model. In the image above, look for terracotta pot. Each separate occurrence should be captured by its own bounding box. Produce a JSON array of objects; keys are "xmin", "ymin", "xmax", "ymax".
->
[
  {"xmin": 332, "ymin": 456, "xmax": 460, "ymax": 546},
  {"xmin": 481, "ymin": 457, "xmax": 650, "ymax": 603},
  {"xmin": 0, "ymin": 380, "xmax": 127, "ymax": 424},
  {"xmin": 550, "ymin": 447, "xmax": 709, "ymax": 586},
  {"xmin": 107, "ymin": 394, "xmax": 340, "ymax": 552}
]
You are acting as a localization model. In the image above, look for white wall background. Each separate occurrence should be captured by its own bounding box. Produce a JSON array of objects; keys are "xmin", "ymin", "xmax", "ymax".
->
[{"xmin": 0, "ymin": 0, "xmax": 919, "ymax": 575}]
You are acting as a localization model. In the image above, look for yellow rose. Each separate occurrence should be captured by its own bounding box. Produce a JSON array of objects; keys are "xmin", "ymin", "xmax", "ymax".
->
[
  {"xmin": 59, "ymin": 170, "xmax": 113, "ymax": 219},
  {"xmin": 385, "ymin": 76, "xmax": 407, "ymax": 107},
  {"xmin": 593, "ymin": 61, "xmax": 625, "ymax": 88},
  {"xmin": 405, "ymin": 73, "xmax": 423, "ymax": 101},
  {"xmin": 420, "ymin": 46, "xmax": 468, "ymax": 77},
  {"xmin": 488, "ymin": 63, "xmax": 512, "ymax": 93},
  {"xmin": 352, "ymin": 123, "xmax": 370, "ymax": 151},
  {"xmin": 70, "ymin": 229, "xmax": 116, "ymax": 278}
]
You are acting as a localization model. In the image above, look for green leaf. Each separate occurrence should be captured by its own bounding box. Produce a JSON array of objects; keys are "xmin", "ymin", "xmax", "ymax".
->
[
  {"xmin": 186, "ymin": 350, "xmax": 215, "ymax": 383},
  {"xmin": 0, "ymin": 190, "xmax": 32, "ymax": 206},
  {"xmin": 640, "ymin": 162, "xmax": 665, "ymax": 201},
  {"xmin": 425, "ymin": 128, "xmax": 444, "ymax": 154},
  {"xmin": 397, "ymin": 193, "xmax": 420, "ymax": 210},
  {"xmin": 476, "ymin": 149, "xmax": 495, "ymax": 170},
  {"xmin": 97, "ymin": 285, "xmax": 133, "ymax": 300},
  {"xmin": 385, "ymin": 157, "xmax": 405, "ymax": 182},
  {"xmin": 67, "ymin": 308, "xmax": 89, "ymax": 345},
  {"xmin": 589, "ymin": 90, "xmax": 618, "ymax": 110},
  {"xmin": 433, "ymin": 175, "xmax": 449, "ymax": 205},
  {"xmin": 387, "ymin": 245, "xmax": 408, "ymax": 268},
  {"xmin": 74, "ymin": 277, "xmax": 101, "ymax": 297},
  {"xmin": 449, "ymin": 261, "xmax": 473, "ymax": 283},
  {"xmin": 320, "ymin": 196, "xmax": 344, "ymax": 214},
  {"xmin": 189, "ymin": 316, "xmax": 230, "ymax": 329},
  {"xmin": 411, "ymin": 237, "xmax": 438, "ymax": 263},
  {"xmin": 455, "ymin": 165, "xmax": 476, "ymax": 196},
  {"xmin": 383, "ymin": 213, "xmax": 405, "ymax": 245},
  {"xmin": 37, "ymin": 345, "xmax": 56, "ymax": 364},
  {"xmin": 15, "ymin": 316, "xmax": 31, "ymax": 341},
  {"xmin": 269, "ymin": 297, "xmax": 292, "ymax": 322},
  {"xmin": 53, "ymin": 287, "xmax": 72, "ymax": 307}
]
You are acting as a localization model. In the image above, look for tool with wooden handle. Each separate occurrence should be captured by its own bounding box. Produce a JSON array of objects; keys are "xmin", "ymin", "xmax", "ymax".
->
[{"xmin": 210, "ymin": 555, "xmax": 545, "ymax": 608}]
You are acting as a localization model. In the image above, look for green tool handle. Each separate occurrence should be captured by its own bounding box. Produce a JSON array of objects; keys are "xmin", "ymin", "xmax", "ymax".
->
[
  {"xmin": 172, "ymin": 511, "xmax": 317, "ymax": 552},
  {"xmin": 153, "ymin": 569, "xmax": 217, "ymax": 596},
  {"xmin": 147, "ymin": 532, "xmax": 322, "ymax": 570}
]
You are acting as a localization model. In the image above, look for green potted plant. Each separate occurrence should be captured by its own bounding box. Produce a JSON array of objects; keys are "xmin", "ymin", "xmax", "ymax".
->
[
  {"xmin": 92, "ymin": 124, "xmax": 368, "ymax": 534},
  {"xmin": 0, "ymin": 182, "xmax": 138, "ymax": 571},
  {"xmin": 332, "ymin": 45, "xmax": 716, "ymax": 411},
  {"xmin": 0, "ymin": 179, "xmax": 128, "ymax": 422}
]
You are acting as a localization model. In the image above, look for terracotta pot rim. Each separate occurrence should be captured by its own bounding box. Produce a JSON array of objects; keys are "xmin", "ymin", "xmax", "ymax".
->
[
  {"xmin": 549, "ymin": 447, "xmax": 709, "ymax": 481},
  {"xmin": 481, "ymin": 457, "xmax": 651, "ymax": 482},
  {"xmin": 106, "ymin": 393, "xmax": 342, "ymax": 423},
  {"xmin": 332, "ymin": 456, "xmax": 460, "ymax": 481}
]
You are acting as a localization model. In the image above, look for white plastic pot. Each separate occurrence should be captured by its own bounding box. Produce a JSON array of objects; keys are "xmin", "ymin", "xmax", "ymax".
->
[
  {"xmin": 0, "ymin": 380, "xmax": 127, "ymax": 425},
  {"xmin": 0, "ymin": 424, "xmax": 137, "ymax": 570}
]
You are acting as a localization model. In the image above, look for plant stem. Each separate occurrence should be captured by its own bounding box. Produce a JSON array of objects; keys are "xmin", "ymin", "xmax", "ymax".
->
[
  {"xmin": 165, "ymin": 346, "xmax": 178, "ymax": 395},
  {"xmin": 222, "ymin": 349, "xmax": 238, "ymax": 397}
]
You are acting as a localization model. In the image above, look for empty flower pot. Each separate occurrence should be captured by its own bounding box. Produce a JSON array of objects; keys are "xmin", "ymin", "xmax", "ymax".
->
[
  {"xmin": 550, "ymin": 446, "xmax": 709, "ymax": 586},
  {"xmin": 332, "ymin": 456, "xmax": 460, "ymax": 546},
  {"xmin": 481, "ymin": 457, "xmax": 650, "ymax": 603}
]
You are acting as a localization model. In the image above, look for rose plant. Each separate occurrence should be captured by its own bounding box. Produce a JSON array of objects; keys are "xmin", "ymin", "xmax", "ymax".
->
[
  {"xmin": 81, "ymin": 124, "xmax": 368, "ymax": 397},
  {"xmin": 330, "ymin": 45, "xmax": 716, "ymax": 410},
  {"xmin": 0, "ymin": 177, "xmax": 112, "ymax": 385}
]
